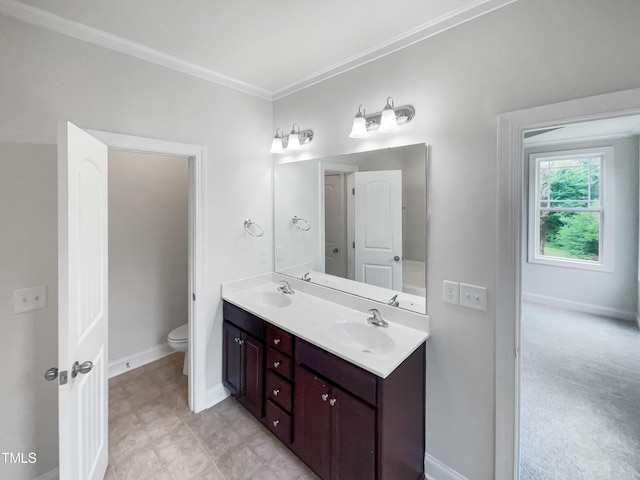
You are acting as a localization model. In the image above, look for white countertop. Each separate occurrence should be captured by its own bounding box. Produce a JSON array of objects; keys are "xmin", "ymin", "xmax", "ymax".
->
[{"xmin": 222, "ymin": 280, "xmax": 429, "ymax": 378}]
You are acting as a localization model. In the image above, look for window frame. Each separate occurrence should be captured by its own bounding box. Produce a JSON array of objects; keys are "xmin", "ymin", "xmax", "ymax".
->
[{"xmin": 527, "ymin": 146, "xmax": 614, "ymax": 272}]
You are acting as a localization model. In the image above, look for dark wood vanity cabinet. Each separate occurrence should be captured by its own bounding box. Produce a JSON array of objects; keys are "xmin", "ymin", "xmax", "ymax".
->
[
  {"xmin": 222, "ymin": 303, "xmax": 265, "ymax": 419},
  {"xmin": 222, "ymin": 301, "xmax": 426, "ymax": 480}
]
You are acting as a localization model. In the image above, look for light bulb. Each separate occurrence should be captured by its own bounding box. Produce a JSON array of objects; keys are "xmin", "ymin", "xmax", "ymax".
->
[
  {"xmin": 269, "ymin": 129, "xmax": 284, "ymax": 153},
  {"xmin": 287, "ymin": 125, "xmax": 301, "ymax": 150}
]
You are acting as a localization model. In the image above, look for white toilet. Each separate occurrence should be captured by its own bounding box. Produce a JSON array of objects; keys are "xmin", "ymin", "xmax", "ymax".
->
[{"xmin": 167, "ymin": 323, "xmax": 189, "ymax": 375}]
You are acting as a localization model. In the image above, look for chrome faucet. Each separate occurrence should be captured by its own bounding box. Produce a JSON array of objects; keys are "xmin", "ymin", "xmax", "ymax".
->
[
  {"xmin": 367, "ymin": 309, "xmax": 389, "ymax": 328},
  {"xmin": 387, "ymin": 294, "xmax": 399, "ymax": 307},
  {"xmin": 277, "ymin": 280, "xmax": 294, "ymax": 294},
  {"xmin": 300, "ymin": 272, "xmax": 311, "ymax": 282}
]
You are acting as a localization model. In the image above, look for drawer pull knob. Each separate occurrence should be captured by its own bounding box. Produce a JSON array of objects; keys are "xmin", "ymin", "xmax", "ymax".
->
[
  {"xmin": 273, "ymin": 389, "xmax": 280, "ymax": 396},
  {"xmin": 273, "ymin": 338, "xmax": 281, "ymax": 345},
  {"xmin": 321, "ymin": 393, "xmax": 328, "ymax": 401},
  {"xmin": 234, "ymin": 337, "xmax": 240, "ymax": 343},
  {"xmin": 329, "ymin": 398, "xmax": 337, "ymax": 407},
  {"xmin": 273, "ymin": 361, "xmax": 280, "ymax": 369},
  {"xmin": 238, "ymin": 339, "xmax": 244, "ymax": 346},
  {"xmin": 272, "ymin": 420, "xmax": 280, "ymax": 427}
]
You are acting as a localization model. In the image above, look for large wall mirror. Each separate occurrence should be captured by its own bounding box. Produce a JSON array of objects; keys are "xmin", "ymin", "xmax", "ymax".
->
[{"xmin": 274, "ymin": 143, "xmax": 427, "ymax": 314}]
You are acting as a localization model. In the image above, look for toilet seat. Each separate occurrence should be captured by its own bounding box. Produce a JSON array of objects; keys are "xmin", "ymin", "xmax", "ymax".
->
[{"xmin": 168, "ymin": 323, "xmax": 188, "ymax": 343}]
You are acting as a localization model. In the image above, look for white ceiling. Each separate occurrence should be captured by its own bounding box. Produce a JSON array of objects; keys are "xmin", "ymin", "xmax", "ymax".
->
[{"xmin": 1, "ymin": 0, "xmax": 517, "ymax": 99}]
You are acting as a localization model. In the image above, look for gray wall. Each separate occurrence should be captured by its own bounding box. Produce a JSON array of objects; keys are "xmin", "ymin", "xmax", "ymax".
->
[
  {"xmin": 272, "ymin": 0, "xmax": 640, "ymax": 478},
  {"xmin": 0, "ymin": 14, "xmax": 272, "ymax": 479},
  {"xmin": 109, "ymin": 151, "xmax": 188, "ymax": 362},
  {"xmin": 522, "ymin": 136, "xmax": 639, "ymax": 318}
]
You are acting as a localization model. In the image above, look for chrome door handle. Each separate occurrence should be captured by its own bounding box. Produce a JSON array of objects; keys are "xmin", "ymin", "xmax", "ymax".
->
[
  {"xmin": 333, "ymin": 248, "xmax": 339, "ymax": 253},
  {"xmin": 394, "ymin": 255, "xmax": 400, "ymax": 261},
  {"xmin": 71, "ymin": 361, "xmax": 94, "ymax": 378}
]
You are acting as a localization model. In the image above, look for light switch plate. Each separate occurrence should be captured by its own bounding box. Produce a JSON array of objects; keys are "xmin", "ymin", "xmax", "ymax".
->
[
  {"xmin": 13, "ymin": 285, "xmax": 47, "ymax": 314},
  {"xmin": 443, "ymin": 280, "xmax": 460, "ymax": 305},
  {"xmin": 459, "ymin": 283, "xmax": 487, "ymax": 311}
]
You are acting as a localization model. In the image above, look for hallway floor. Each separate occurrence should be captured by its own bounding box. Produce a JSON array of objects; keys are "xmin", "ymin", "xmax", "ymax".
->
[
  {"xmin": 105, "ymin": 353, "xmax": 319, "ymax": 480},
  {"xmin": 520, "ymin": 303, "xmax": 640, "ymax": 480}
]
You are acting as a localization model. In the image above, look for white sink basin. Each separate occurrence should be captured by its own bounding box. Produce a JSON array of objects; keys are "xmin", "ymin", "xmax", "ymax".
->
[
  {"xmin": 250, "ymin": 291, "xmax": 293, "ymax": 308},
  {"xmin": 328, "ymin": 322, "xmax": 395, "ymax": 354}
]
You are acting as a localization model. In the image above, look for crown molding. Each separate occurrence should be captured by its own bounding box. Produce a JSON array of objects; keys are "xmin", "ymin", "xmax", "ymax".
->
[
  {"xmin": 1, "ymin": 0, "xmax": 518, "ymax": 101},
  {"xmin": 0, "ymin": 0, "xmax": 273, "ymax": 100},
  {"xmin": 272, "ymin": 0, "xmax": 519, "ymax": 100}
]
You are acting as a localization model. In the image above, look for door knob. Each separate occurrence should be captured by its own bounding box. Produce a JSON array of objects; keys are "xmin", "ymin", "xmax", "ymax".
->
[
  {"xmin": 394, "ymin": 255, "xmax": 400, "ymax": 261},
  {"xmin": 321, "ymin": 393, "xmax": 328, "ymax": 401},
  {"xmin": 44, "ymin": 367, "xmax": 58, "ymax": 381},
  {"xmin": 71, "ymin": 360, "xmax": 94, "ymax": 378},
  {"xmin": 329, "ymin": 398, "xmax": 337, "ymax": 407},
  {"xmin": 333, "ymin": 248, "xmax": 339, "ymax": 253},
  {"xmin": 273, "ymin": 389, "xmax": 280, "ymax": 396}
]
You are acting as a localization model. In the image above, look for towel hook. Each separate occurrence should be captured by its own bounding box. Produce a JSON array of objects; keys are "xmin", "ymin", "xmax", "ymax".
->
[{"xmin": 244, "ymin": 219, "xmax": 264, "ymax": 237}]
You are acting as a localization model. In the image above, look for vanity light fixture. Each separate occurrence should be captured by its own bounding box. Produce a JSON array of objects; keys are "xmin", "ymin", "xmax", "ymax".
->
[
  {"xmin": 269, "ymin": 124, "xmax": 314, "ymax": 153},
  {"xmin": 349, "ymin": 97, "xmax": 415, "ymax": 138}
]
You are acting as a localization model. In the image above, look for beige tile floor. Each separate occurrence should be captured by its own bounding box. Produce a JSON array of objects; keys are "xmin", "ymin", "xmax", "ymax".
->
[{"xmin": 106, "ymin": 352, "xmax": 319, "ymax": 480}]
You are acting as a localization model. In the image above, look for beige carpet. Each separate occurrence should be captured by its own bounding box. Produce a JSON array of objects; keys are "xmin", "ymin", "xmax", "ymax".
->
[{"xmin": 519, "ymin": 303, "xmax": 640, "ymax": 480}]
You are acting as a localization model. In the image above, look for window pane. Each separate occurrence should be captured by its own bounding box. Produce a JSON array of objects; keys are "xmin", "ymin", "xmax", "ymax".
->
[
  {"xmin": 548, "ymin": 163, "xmax": 590, "ymax": 201},
  {"xmin": 538, "ymin": 211, "xmax": 600, "ymax": 262}
]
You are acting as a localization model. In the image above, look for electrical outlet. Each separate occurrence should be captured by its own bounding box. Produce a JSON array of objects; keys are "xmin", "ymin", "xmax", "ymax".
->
[
  {"xmin": 13, "ymin": 285, "xmax": 47, "ymax": 314},
  {"xmin": 261, "ymin": 249, "xmax": 270, "ymax": 264},
  {"xmin": 443, "ymin": 280, "xmax": 460, "ymax": 305},
  {"xmin": 459, "ymin": 283, "xmax": 487, "ymax": 311}
]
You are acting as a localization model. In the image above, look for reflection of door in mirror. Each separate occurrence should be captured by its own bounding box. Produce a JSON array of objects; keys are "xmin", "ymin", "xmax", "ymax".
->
[
  {"xmin": 353, "ymin": 170, "xmax": 403, "ymax": 290},
  {"xmin": 324, "ymin": 173, "xmax": 347, "ymax": 278}
]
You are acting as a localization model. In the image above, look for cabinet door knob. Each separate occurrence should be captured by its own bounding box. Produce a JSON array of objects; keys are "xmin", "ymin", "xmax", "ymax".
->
[
  {"xmin": 238, "ymin": 339, "xmax": 244, "ymax": 346},
  {"xmin": 273, "ymin": 389, "xmax": 280, "ymax": 396},
  {"xmin": 273, "ymin": 361, "xmax": 280, "ymax": 369},
  {"xmin": 234, "ymin": 337, "xmax": 240, "ymax": 343},
  {"xmin": 273, "ymin": 338, "xmax": 281, "ymax": 345},
  {"xmin": 272, "ymin": 420, "xmax": 280, "ymax": 427},
  {"xmin": 329, "ymin": 398, "xmax": 337, "ymax": 407},
  {"xmin": 321, "ymin": 393, "xmax": 328, "ymax": 401}
]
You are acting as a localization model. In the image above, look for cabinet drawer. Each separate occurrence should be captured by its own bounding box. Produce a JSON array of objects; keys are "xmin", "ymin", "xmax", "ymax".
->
[
  {"xmin": 266, "ymin": 370, "xmax": 292, "ymax": 412},
  {"xmin": 266, "ymin": 324, "xmax": 293, "ymax": 356},
  {"xmin": 267, "ymin": 347, "xmax": 292, "ymax": 379},
  {"xmin": 297, "ymin": 339, "xmax": 378, "ymax": 406},
  {"xmin": 223, "ymin": 301, "xmax": 264, "ymax": 340},
  {"xmin": 265, "ymin": 400, "xmax": 291, "ymax": 444}
]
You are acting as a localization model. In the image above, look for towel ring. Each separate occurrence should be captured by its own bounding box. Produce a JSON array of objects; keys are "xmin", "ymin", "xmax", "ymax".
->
[
  {"xmin": 244, "ymin": 219, "xmax": 264, "ymax": 237},
  {"xmin": 292, "ymin": 216, "xmax": 311, "ymax": 231}
]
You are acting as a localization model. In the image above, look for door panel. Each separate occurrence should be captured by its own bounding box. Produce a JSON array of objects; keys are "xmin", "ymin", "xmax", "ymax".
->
[
  {"xmin": 354, "ymin": 170, "xmax": 403, "ymax": 290},
  {"xmin": 223, "ymin": 321, "xmax": 242, "ymax": 395},
  {"xmin": 294, "ymin": 367, "xmax": 332, "ymax": 479},
  {"xmin": 324, "ymin": 174, "xmax": 347, "ymax": 278},
  {"xmin": 58, "ymin": 121, "xmax": 108, "ymax": 480},
  {"xmin": 242, "ymin": 334, "xmax": 264, "ymax": 418}
]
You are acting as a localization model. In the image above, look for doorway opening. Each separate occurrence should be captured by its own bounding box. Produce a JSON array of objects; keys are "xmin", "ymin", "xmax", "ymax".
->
[
  {"xmin": 495, "ymin": 87, "xmax": 640, "ymax": 480},
  {"xmin": 87, "ymin": 129, "xmax": 207, "ymax": 413},
  {"xmin": 519, "ymin": 117, "xmax": 640, "ymax": 478}
]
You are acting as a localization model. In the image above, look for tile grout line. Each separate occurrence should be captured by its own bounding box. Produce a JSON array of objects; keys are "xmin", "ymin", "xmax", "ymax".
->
[{"xmin": 181, "ymin": 411, "xmax": 229, "ymax": 480}]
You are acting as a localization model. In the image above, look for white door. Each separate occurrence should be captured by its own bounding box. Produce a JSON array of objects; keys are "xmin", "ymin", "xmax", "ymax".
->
[
  {"xmin": 324, "ymin": 174, "xmax": 347, "ymax": 278},
  {"xmin": 58, "ymin": 122, "xmax": 109, "ymax": 480},
  {"xmin": 354, "ymin": 170, "xmax": 403, "ymax": 290}
]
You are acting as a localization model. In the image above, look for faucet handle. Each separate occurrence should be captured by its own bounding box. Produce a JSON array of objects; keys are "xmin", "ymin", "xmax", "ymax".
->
[{"xmin": 368, "ymin": 308, "xmax": 381, "ymax": 319}]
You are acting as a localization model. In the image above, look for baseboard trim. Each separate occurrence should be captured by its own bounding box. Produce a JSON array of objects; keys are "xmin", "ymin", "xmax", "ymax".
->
[
  {"xmin": 206, "ymin": 383, "xmax": 230, "ymax": 408},
  {"xmin": 108, "ymin": 343, "xmax": 175, "ymax": 378},
  {"xmin": 522, "ymin": 292, "xmax": 636, "ymax": 322},
  {"xmin": 34, "ymin": 467, "xmax": 59, "ymax": 480},
  {"xmin": 425, "ymin": 453, "xmax": 468, "ymax": 480}
]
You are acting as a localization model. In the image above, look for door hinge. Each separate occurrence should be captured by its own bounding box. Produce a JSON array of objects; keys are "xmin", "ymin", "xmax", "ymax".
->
[
  {"xmin": 352, "ymin": 242, "xmax": 355, "ymax": 249},
  {"xmin": 192, "ymin": 293, "xmax": 196, "ymax": 301},
  {"xmin": 515, "ymin": 345, "xmax": 520, "ymax": 358},
  {"xmin": 352, "ymin": 188, "xmax": 355, "ymax": 195}
]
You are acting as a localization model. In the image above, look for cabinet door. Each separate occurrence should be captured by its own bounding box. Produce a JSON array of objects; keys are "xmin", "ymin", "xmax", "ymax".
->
[
  {"xmin": 294, "ymin": 367, "xmax": 332, "ymax": 480},
  {"xmin": 331, "ymin": 384, "xmax": 376, "ymax": 480},
  {"xmin": 241, "ymin": 333, "xmax": 264, "ymax": 419},
  {"xmin": 223, "ymin": 321, "xmax": 242, "ymax": 395}
]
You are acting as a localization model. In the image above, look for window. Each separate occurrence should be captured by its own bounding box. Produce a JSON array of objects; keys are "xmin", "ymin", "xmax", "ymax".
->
[{"xmin": 528, "ymin": 146, "xmax": 613, "ymax": 271}]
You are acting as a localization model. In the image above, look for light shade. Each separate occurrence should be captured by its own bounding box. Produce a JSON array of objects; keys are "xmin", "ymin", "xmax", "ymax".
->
[
  {"xmin": 269, "ymin": 129, "xmax": 284, "ymax": 153},
  {"xmin": 378, "ymin": 97, "xmax": 398, "ymax": 132},
  {"xmin": 287, "ymin": 124, "xmax": 301, "ymax": 150},
  {"xmin": 349, "ymin": 106, "xmax": 368, "ymax": 138}
]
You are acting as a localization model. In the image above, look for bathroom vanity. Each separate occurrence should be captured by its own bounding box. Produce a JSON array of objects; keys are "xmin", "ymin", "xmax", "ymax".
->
[{"xmin": 222, "ymin": 280, "xmax": 428, "ymax": 480}]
